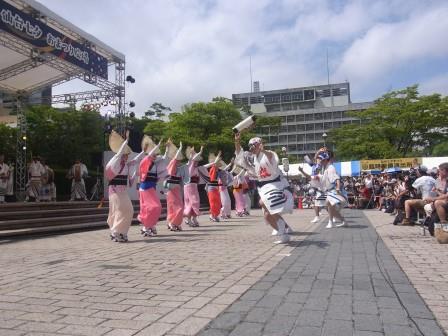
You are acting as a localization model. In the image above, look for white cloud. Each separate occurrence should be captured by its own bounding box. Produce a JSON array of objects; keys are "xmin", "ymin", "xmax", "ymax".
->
[
  {"xmin": 335, "ymin": 4, "xmax": 448, "ymax": 83},
  {"xmin": 34, "ymin": 0, "xmax": 448, "ymax": 114},
  {"xmin": 420, "ymin": 73, "xmax": 448, "ymax": 96}
]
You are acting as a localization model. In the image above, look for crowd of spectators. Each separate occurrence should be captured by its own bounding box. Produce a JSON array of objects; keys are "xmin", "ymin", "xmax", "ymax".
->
[{"xmin": 292, "ymin": 163, "xmax": 448, "ymax": 244}]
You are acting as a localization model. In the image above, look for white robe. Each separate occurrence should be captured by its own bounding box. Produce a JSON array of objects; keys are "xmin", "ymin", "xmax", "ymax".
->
[{"xmin": 235, "ymin": 149, "xmax": 293, "ymax": 215}]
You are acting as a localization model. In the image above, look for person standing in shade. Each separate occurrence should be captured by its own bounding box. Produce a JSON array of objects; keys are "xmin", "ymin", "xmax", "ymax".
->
[
  {"xmin": 106, "ymin": 131, "xmax": 146, "ymax": 242},
  {"xmin": 0, "ymin": 155, "xmax": 9, "ymax": 204},
  {"xmin": 67, "ymin": 159, "xmax": 88, "ymax": 201},
  {"xmin": 26, "ymin": 156, "xmax": 45, "ymax": 202}
]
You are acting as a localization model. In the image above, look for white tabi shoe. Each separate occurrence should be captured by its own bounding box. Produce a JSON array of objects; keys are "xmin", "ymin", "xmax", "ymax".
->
[
  {"xmin": 271, "ymin": 229, "xmax": 279, "ymax": 236},
  {"xmin": 274, "ymin": 234, "xmax": 290, "ymax": 244},
  {"xmin": 335, "ymin": 220, "xmax": 346, "ymax": 227},
  {"xmin": 326, "ymin": 220, "xmax": 334, "ymax": 229},
  {"xmin": 311, "ymin": 216, "xmax": 320, "ymax": 223}
]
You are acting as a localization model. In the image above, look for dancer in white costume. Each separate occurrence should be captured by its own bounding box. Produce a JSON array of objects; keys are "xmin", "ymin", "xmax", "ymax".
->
[
  {"xmin": 319, "ymin": 150, "xmax": 347, "ymax": 228},
  {"xmin": 0, "ymin": 155, "xmax": 9, "ymax": 203},
  {"xmin": 234, "ymin": 133, "xmax": 293, "ymax": 244}
]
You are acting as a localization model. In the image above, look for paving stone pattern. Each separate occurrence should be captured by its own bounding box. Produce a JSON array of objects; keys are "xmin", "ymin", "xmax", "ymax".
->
[
  {"xmin": 0, "ymin": 210, "xmax": 318, "ymax": 336},
  {"xmin": 199, "ymin": 211, "xmax": 446, "ymax": 336},
  {"xmin": 365, "ymin": 210, "xmax": 448, "ymax": 335}
]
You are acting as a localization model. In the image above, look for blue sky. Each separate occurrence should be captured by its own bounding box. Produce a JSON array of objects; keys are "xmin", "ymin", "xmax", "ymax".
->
[{"xmin": 38, "ymin": 0, "xmax": 448, "ymax": 114}]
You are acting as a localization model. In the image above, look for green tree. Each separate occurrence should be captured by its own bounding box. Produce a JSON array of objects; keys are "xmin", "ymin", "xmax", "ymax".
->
[
  {"xmin": 143, "ymin": 98, "xmax": 249, "ymax": 161},
  {"xmin": 145, "ymin": 102, "xmax": 171, "ymax": 119},
  {"xmin": 330, "ymin": 85, "xmax": 448, "ymax": 160},
  {"xmin": 0, "ymin": 124, "xmax": 16, "ymax": 160},
  {"xmin": 25, "ymin": 105, "xmax": 104, "ymax": 169}
]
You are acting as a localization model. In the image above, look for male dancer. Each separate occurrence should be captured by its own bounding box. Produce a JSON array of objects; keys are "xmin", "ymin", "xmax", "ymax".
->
[
  {"xmin": 106, "ymin": 131, "xmax": 146, "ymax": 242},
  {"xmin": 165, "ymin": 141, "xmax": 184, "ymax": 231},
  {"xmin": 235, "ymin": 134, "xmax": 293, "ymax": 244},
  {"xmin": 26, "ymin": 156, "xmax": 44, "ymax": 202},
  {"xmin": 183, "ymin": 146, "xmax": 203, "ymax": 227},
  {"xmin": 138, "ymin": 138, "xmax": 164, "ymax": 237},
  {"xmin": 67, "ymin": 159, "xmax": 88, "ymax": 201},
  {"xmin": 0, "ymin": 155, "xmax": 9, "ymax": 204}
]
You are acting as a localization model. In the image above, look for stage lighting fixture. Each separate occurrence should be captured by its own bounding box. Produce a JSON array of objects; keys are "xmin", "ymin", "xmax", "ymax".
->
[
  {"xmin": 129, "ymin": 112, "xmax": 135, "ymax": 118},
  {"xmin": 126, "ymin": 75, "xmax": 135, "ymax": 83},
  {"xmin": 129, "ymin": 101, "xmax": 135, "ymax": 108}
]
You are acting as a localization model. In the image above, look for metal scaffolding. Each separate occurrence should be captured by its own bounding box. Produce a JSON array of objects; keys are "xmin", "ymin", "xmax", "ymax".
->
[{"xmin": 0, "ymin": 0, "xmax": 127, "ymax": 200}]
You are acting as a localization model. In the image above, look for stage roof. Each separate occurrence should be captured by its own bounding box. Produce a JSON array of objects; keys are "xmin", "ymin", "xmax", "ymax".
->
[{"xmin": 0, "ymin": 0, "xmax": 125, "ymax": 94}]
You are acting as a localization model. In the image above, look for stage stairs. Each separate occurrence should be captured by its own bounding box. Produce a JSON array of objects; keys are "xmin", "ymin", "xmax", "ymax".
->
[{"xmin": 0, "ymin": 200, "xmax": 159, "ymax": 238}]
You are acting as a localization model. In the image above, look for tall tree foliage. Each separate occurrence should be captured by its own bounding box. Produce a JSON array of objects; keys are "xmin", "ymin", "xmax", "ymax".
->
[
  {"xmin": 144, "ymin": 98, "xmax": 249, "ymax": 161},
  {"xmin": 25, "ymin": 105, "xmax": 105, "ymax": 169},
  {"xmin": 330, "ymin": 85, "xmax": 448, "ymax": 160}
]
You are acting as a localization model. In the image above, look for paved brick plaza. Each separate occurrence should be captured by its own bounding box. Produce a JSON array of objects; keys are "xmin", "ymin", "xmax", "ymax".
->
[{"xmin": 0, "ymin": 209, "xmax": 446, "ymax": 336}]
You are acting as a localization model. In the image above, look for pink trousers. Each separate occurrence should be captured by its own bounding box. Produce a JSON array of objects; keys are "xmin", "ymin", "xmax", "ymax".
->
[
  {"xmin": 220, "ymin": 187, "xmax": 231, "ymax": 217},
  {"xmin": 183, "ymin": 183, "xmax": 200, "ymax": 217},
  {"xmin": 138, "ymin": 188, "xmax": 162, "ymax": 229},
  {"xmin": 107, "ymin": 191, "xmax": 133, "ymax": 235},
  {"xmin": 233, "ymin": 189, "xmax": 245, "ymax": 214},
  {"xmin": 167, "ymin": 186, "xmax": 184, "ymax": 225}
]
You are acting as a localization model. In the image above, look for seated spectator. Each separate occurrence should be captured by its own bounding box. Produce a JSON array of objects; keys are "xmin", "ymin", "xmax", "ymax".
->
[
  {"xmin": 357, "ymin": 183, "xmax": 372, "ymax": 209},
  {"xmin": 422, "ymin": 162, "xmax": 448, "ymax": 244},
  {"xmin": 402, "ymin": 166, "xmax": 437, "ymax": 225}
]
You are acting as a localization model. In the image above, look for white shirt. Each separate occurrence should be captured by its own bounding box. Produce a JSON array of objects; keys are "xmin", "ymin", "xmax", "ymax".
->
[
  {"xmin": 321, "ymin": 164, "xmax": 339, "ymax": 192},
  {"xmin": 412, "ymin": 175, "xmax": 437, "ymax": 198}
]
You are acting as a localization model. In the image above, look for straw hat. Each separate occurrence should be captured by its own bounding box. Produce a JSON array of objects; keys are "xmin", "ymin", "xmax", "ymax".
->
[
  {"xmin": 185, "ymin": 146, "xmax": 195, "ymax": 160},
  {"xmin": 109, "ymin": 130, "xmax": 132, "ymax": 154},
  {"xmin": 165, "ymin": 139, "xmax": 183, "ymax": 160},
  {"xmin": 141, "ymin": 135, "xmax": 158, "ymax": 155},
  {"xmin": 208, "ymin": 153, "xmax": 227, "ymax": 170}
]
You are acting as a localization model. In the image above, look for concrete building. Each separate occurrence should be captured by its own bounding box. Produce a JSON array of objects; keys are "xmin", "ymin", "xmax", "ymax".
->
[{"xmin": 232, "ymin": 82, "xmax": 373, "ymax": 162}]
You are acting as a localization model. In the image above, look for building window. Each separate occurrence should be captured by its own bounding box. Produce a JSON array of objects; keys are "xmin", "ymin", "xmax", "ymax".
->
[
  {"xmin": 305, "ymin": 124, "xmax": 314, "ymax": 131},
  {"xmin": 287, "ymin": 125, "xmax": 296, "ymax": 132},
  {"xmin": 296, "ymin": 114, "xmax": 304, "ymax": 122},
  {"xmin": 292, "ymin": 91, "xmax": 304, "ymax": 101},
  {"xmin": 288, "ymin": 134, "xmax": 297, "ymax": 142},
  {"xmin": 287, "ymin": 115, "xmax": 295, "ymax": 122},
  {"xmin": 269, "ymin": 135, "xmax": 278, "ymax": 143},
  {"xmin": 282, "ymin": 94, "xmax": 291, "ymax": 101},
  {"xmin": 314, "ymin": 113, "xmax": 323, "ymax": 120},
  {"xmin": 279, "ymin": 135, "xmax": 287, "ymax": 143},
  {"xmin": 288, "ymin": 144, "xmax": 297, "ymax": 151},
  {"xmin": 304, "ymin": 89, "xmax": 315, "ymax": 101},
  {"xmin": 305, "ymin": 114, "xmax": 314, "ymax": 121},
  {"xmin": 305, "ymin": 133, "xmax": 315, "ymax": 141},
  {"xmin": 315, "ymin": 123, "xmax": 323, "ymax": 130},
  {"xmin": 297, "ymin": 124, "xmax": 305, "ymax": 132}
]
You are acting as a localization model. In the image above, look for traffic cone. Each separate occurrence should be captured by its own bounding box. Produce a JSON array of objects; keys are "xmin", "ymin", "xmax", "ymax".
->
[{"xmin": 298, "ymin": 196, "xmax": 303, "ymax": 209}]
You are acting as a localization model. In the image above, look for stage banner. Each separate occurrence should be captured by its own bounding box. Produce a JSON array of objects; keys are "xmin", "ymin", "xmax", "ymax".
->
[{"xmin": 0, "ymin": 0, "xmax": 108, "ymax": 79}]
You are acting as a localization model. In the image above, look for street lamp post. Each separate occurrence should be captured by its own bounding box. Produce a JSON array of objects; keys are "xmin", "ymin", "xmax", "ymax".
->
[{"xmin": 322, "ymin": 132, "xmax": 328, "ymax": 147}]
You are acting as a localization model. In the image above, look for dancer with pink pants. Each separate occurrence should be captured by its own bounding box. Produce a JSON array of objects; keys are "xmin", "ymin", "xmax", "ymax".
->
[
  {"xmin": 165, "ymin": 142, "xmax": 184, "ymax": 231},
  {"xmin": 232, "ymin": 167, "xmax": 247, "ymax": 217},
  {"xmin": 219, "ymin": 160, "xmax": 233, "ymax": 219},
  {"xmin": 138, "ymin": 140, "xmax": 164, "ymax": 237},
  {"xmin": 183, "ymin": 146, "xmax": 203, "ymax": 227},
  {"xmin": 106, "ymin": 131, "xmax": 145, "ymax": 242}
]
